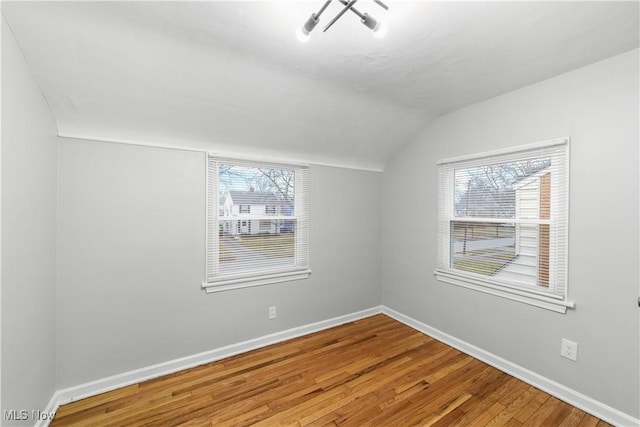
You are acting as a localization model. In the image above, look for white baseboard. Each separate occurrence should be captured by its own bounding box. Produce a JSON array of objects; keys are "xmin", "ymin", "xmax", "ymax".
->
[
  {"xmin": 381, "ymin": 306, "xmax": 640, "ymax": 427},
  {"xmin": 41, "ymin": 306, "xmax": 383, "ymax": 426},
  {"xmin": 32, "ymin": 393, "xmax": 58, "ymax": 427},
  {"xmin": 39, "ymin": 305, "xmax": 638, "ymax": 427}
]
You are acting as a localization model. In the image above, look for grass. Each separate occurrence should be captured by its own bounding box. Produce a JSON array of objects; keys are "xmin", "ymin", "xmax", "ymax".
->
[
  {"xmin": 451, "ymin": 222, "xmax": 516, "ymax": 276},
  {"xmin": 238, "ymin": 233, "xmax": 294, "ymax": 258},
  {"xmin": 219, "ymin": 243, "xmax": 235, "ymax": 262},
  {"xmin": 452, "ymin": 223, "xmax": 515, "ymax": 240},
  {"xmin": 453, "ymin": 259, "xmax": 507, "ymax": 276},
  {"xmin": 464, "ymin": 247, "xmax": 516, "ymax": 261},
  {"xmin": 453, "ymin": 246, "xmax": 517, "ymax": 276}
]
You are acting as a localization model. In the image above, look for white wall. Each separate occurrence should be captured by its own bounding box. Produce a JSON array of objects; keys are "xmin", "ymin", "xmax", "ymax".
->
[
  {"xmin": 1, "ymin": 17, "xmax": 58, "ymax": 424},
  {"xmin": 382, "ymin": 49, "xmax": 639, "ymax": 418},
  {"xmin": 57, "ymin": 139, "xmax": 381, "ymax": 388}
]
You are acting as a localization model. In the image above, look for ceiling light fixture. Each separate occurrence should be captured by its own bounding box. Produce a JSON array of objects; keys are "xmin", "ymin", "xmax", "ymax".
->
[{"xmin": 297, "ymin": 0, "xmax": 389, "ymax": 42}]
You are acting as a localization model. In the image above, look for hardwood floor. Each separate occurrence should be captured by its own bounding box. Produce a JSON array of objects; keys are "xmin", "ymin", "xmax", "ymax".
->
[{"xmin": 51, "ymin": 315, "xmax": 611, "ymax": 426}]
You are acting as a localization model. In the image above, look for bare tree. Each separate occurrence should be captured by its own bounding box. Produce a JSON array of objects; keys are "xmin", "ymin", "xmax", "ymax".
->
[
  {"xmin": 218, "ymin": 164, "xmax": 296, "ymax": 205},
  {"xmin": 218, "ymin": 164, "xmax": 244, "ymax": 198},
  {"xmin": 258, "ymin": 168, "xmax": 295, "ymax": 204},
  {"xmin": 455, "ymin": 159, "xmax": 550, "ymax": 218}
]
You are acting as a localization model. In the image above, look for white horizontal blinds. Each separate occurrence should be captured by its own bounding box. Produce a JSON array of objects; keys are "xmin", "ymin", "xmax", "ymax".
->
[
  {"xmin": 295, "ymin": 166, "xmax": 310, "ymax": 269},
  {"xmin": 548, "ymin": 143, "xmax": 569, "ymax": 297},
  {"xmin": 437, "ymin": 141, "xmax": 568, "ymax": 297},
  {"xmin": 436, "ymin": 165, "xmax": 452, "ymax": 274},
  {"xmin": 206, "ymin": 156, "xmax": 309, "ymax": 285},
  {"xmin": 206, "ymin": 157, "xmax": 219, "ymax": 280}
]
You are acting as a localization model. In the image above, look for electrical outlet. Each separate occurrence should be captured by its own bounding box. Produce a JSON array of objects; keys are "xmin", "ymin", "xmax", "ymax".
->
[
  {"xmin": 561, "ymin": 338, "xmax": 578, "ymax": 361},
  {"xmin": 268, "ymin": 306, "xmax": 277, "ymax": 320}
]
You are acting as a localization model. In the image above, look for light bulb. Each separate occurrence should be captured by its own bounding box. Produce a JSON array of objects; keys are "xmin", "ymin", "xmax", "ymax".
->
[
  {"xmin": 297, "ymin": 13, "xmax": 319, "ymax": 42},
  {"xmin": 373, "ymin": 21, "xmax": 388, "ymax": 38},
  {"xmin": 296, "ymin": 26, "xmax": 311, "ymax": 42}
]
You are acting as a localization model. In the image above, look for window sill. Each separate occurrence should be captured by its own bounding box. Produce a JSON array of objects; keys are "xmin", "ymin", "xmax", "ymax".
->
[
  {"xmin": 202, "ymin": 269, "xmax": 311, "ymax": 293},
  {"xmin": 434, "ymin": 269, "xmax": 574, "ymax": 314}
]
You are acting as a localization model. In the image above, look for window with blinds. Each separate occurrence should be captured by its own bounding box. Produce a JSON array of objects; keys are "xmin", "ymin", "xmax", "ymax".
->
[
  {"xmin": 202, "ymin": 155, "xmax": 310, "ymax": 293},
  {"xmin": 434, "ymin": 139, "xmax": 573, "ymax": 313}
]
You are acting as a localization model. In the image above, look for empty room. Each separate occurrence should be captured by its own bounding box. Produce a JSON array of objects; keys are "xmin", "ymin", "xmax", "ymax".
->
[{"xmin": 1, "ymin": 1, "xmax": 639, "ymax": 426}]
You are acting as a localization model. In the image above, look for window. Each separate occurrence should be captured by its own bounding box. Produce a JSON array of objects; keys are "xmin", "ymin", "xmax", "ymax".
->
[
  {"xmin": 435, "ymin": 138, "xmax": 573, "ymax": 313},
  {"xmin": 203, "ymin": 155, "xmax": 310, "ymax": 293},
  {"xmin": 260, "ymin": 220, "xmax": 274, "ymax": 231}
]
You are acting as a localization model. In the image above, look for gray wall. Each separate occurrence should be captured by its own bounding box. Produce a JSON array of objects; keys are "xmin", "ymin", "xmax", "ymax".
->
[
  {"xmin": 4, "ymin": 11, "xmax": 637, "ymax": 422},
  {"xmin": 57, "ymin": 139, "xmax": 381, "ymax": 388},
  {"xmin": 381, "ymin": 49, "xmax": 639, "ymax": 417},
  {"xmin": 1, "ymin": 17, "xmax": 58, "ymax": 424}
]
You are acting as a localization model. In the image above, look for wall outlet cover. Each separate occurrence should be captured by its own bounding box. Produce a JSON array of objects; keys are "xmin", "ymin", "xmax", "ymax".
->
[{"xmin": 561, "ymin": 338, "xmax": 578, "ymax": 361}]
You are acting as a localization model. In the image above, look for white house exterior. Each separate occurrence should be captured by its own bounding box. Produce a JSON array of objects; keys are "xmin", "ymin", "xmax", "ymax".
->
[
  {"xmin": 508, "ymin": 168, "xmax": 551, "ymax": 286},
  {"xmin": 514, "ymin": 174, "xmax": 540, "ymax": 257},
  {"xmin": 221, "ymin": 190, "xmax": 288, "ymax": 236}
]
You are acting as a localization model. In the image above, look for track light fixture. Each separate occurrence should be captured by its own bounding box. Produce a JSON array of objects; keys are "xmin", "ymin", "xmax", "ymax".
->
[{"xmin": 297, "ymin": 0, "xmax": 389, "ymax": 42}]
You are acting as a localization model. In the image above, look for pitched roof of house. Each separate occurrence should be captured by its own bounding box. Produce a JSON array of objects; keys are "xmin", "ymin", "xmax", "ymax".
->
[
  {"xmin": 513, "ymin": 166, "xmax": 551, "ymax": 190},
  {"xmin": 228, "ymin": 190, "xmax": 284, "ymax": 205}
]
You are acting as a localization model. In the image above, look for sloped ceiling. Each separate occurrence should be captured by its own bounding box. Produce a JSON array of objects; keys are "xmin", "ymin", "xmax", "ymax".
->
[{"xmin": 2, "ymin": 1, "xmax": 638, "ymax": 170}]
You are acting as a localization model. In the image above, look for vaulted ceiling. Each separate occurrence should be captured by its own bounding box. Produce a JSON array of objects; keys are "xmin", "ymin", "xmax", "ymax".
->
[{"xmin": 3, "ymin": 1, "xmax": 638, "ymax": 170}]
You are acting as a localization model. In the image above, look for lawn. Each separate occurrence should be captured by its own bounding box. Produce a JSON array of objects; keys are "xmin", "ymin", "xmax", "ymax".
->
[
  {"xmin": 452, "ymin": 222, "xmax": 515, "ymax": 240},
  {"xmin": 219, "ymin": 243, "xmax": 235, "ymax": 262},
  {"xmin": 453, "ymin": 258, "xmax": 508, "ymax": 276},
  {"xmin": 451, "ymin": 222, "xmax": 516, "ymax": 276},
  {"xmin": 238, "ymin": 233, "xmax": 294, "ymax": 258},
  {"xmin": 452, "ymin": 246, "xmax": 516, "ymax": 276}
]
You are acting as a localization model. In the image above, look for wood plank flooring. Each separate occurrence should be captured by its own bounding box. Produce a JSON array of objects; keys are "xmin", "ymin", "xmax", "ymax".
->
[{"xmin": 51, "ymin": 314, "xmax": 611, "ymax": 426}]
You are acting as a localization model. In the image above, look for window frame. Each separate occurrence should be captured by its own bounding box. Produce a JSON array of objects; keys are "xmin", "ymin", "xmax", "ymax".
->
[
  {"xmin": 202, "ymin": 154, "xmax": 311, "ymax": 293},
  {"xmin": 434, "ymin": 138, "xmax": 574, "ymax": 313}
]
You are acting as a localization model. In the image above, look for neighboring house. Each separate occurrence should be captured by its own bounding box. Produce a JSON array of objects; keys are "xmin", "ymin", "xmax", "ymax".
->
[
  {"xmin": 512, "ymin": 168, "xmax": 551, "ymax": 286},
  {"xmin": 221, "ymin": 189, "xmax": 289, "ymax": 235}
]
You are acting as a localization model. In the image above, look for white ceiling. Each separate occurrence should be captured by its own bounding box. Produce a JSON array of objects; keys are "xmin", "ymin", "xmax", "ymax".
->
[{"xmin": 2, "ymin": 1, "xmax": 638, "ymax": 170}]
